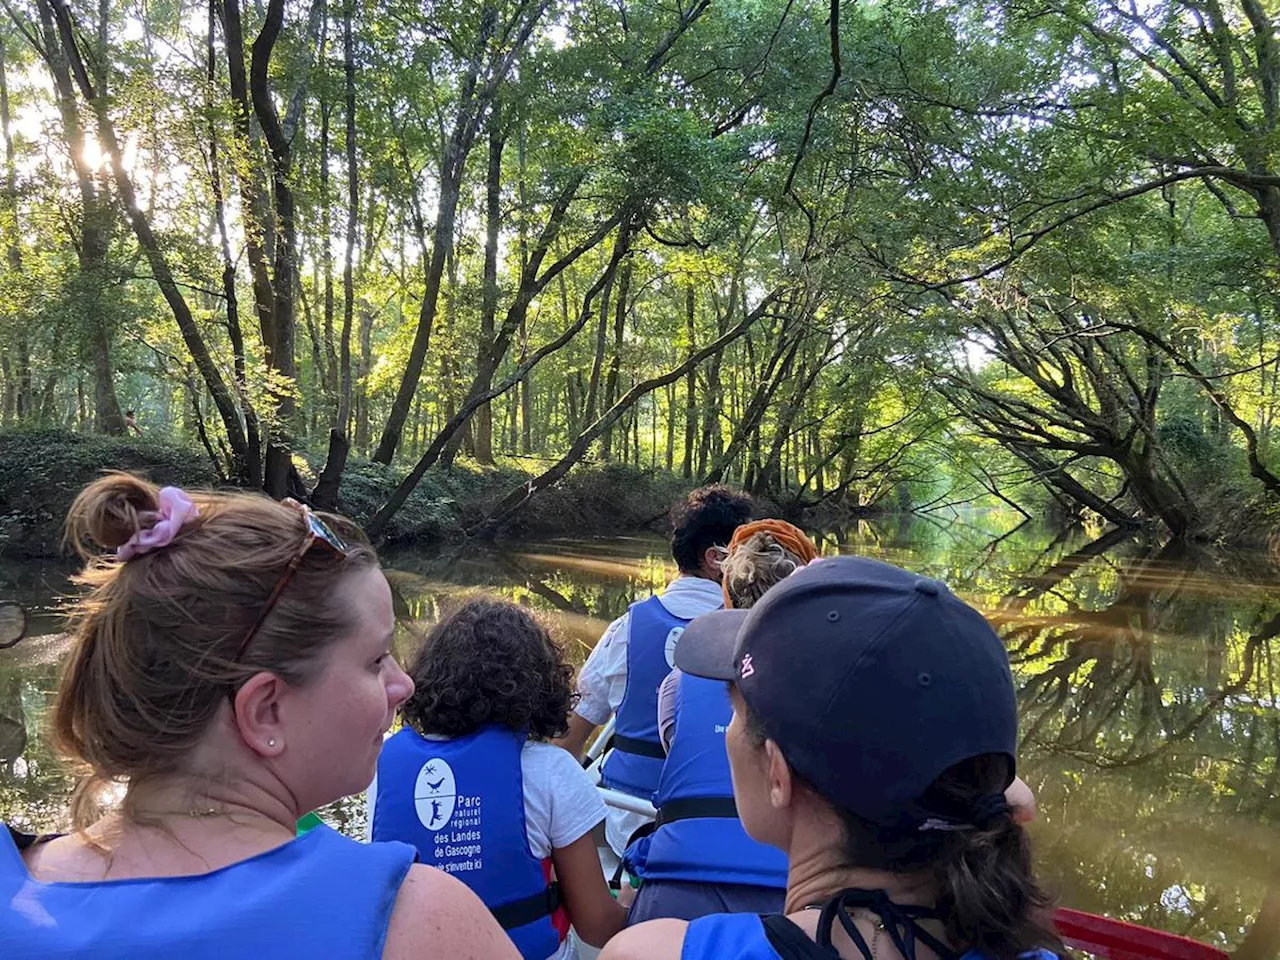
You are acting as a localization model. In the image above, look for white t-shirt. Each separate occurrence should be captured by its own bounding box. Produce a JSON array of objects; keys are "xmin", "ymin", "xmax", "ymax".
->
[
  {"xmin": 573, "ymin": 576, "xmax": 725, "ymax": 855},
  {"xmin": 366, "ymin": 739, "xmax": 606, "ymax": 960}
]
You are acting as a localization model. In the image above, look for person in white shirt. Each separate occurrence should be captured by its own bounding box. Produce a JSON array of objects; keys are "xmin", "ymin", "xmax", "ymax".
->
[
  {"xmin": 554, "ymin": 485, "xmax": 756, "ymax": 857},
  {"xmin": 369, "ymin": 599, "xmax": 626, "ymax": 960}
]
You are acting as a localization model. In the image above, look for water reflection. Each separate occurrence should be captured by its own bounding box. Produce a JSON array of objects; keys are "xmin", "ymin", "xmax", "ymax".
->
[{"xmin": 0, "ymin": 517, "xmax": 1276, "ymax": 951}]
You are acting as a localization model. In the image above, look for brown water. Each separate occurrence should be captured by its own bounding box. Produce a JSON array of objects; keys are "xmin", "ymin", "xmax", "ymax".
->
[{"xmin": 1, "ymin": 515, "xmax": 1277, "ymax": 953}]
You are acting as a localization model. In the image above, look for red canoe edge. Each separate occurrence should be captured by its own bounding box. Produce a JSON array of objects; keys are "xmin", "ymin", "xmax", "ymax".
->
[{"xmin": 1053, "ymin": 907, "xmax": 1230, "ymax": 960}]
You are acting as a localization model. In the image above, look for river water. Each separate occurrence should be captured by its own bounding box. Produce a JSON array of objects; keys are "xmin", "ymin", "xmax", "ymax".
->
[{"xmin": 1, "ymin": 514, "xmax": 1276, "ymax": 952}]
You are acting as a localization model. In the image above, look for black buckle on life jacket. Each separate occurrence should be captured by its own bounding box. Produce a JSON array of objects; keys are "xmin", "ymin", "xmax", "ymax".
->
[
  {"xmin": 610, "ymin": 733, "xmax": 666, "ymax": 760},
  {"xmin": 656, "ymin": 796, "xmax": 739, "ymax": 826},
  {"xmin": 489, "ymin": 882, "xmax": 562, "ymax": 931}
]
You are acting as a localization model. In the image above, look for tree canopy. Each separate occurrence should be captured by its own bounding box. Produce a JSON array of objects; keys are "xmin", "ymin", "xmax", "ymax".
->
[{"xmin": 3, "ymin": 0, "xmax": 1280, "ymax": 538}]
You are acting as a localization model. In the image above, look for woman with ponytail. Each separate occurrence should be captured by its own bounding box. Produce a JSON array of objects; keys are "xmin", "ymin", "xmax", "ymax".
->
[
  {"xmin": 0, "ymin": 474, "xmax": 517, "ymax": 960},
  {"xmin": 604, "ymin": 556, "xmax": 1062, "ymax": 960}
]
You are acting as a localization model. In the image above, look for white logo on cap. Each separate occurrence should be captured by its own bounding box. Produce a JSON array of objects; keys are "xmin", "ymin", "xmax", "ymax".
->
[{"xmin": 740, "ymin": 653, "xmax": 755, "ymax": 679}]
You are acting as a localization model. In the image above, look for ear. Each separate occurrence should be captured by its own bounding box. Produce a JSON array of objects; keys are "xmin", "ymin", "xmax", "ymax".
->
[
  {"xmin": 764, "ymin": 739, "xmax": 794, "ymax": 811},
  {"xmin": 702, "ymin": 546, "xmax": 724, "ymax": 576},
  {"xmin": 233, "ymin": 672, "xmax": 287, "ymax": 757}
]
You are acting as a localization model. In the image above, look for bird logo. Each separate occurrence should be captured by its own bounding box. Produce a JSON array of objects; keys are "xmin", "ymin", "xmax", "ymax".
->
[
  {"xmin": 414, "ymin": 759, "xmax": 456, "ymax": 831},
  {"xmin": 664, "ymin": 626, "xmax": 685, "ymax": 668}
]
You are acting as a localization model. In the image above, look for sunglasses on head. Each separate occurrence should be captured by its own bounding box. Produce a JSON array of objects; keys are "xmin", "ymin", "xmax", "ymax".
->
[{"xmin": 233, "ymin": 499, "xmax": 350, "ymax": 664}]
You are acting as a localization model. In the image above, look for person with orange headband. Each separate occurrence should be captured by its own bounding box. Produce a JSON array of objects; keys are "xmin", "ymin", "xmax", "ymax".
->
[{"xmin": 623, "ymin": 520, "xmax": 819, "ymax": 925}]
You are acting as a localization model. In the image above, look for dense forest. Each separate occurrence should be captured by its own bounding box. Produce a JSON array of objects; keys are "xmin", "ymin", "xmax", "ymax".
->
[{"xmin": 1, "ymin": 0, "xmax": 1279, "ymax": 540}]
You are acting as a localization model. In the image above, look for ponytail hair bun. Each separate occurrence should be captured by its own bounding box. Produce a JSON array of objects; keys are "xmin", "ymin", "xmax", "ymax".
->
[{"xmin": 64, "ymin": 473, "xmax": 164, "ymax": 557}]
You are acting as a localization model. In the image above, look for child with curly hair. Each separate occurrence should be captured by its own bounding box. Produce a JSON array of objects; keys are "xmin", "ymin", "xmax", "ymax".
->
[{"xmin": 370, "ymin": 598, "xmax": 626, "ymax": 960}]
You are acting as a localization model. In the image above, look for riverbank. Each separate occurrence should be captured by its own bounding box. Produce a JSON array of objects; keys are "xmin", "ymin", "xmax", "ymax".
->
[{"xmin": 0, "ymin": 430, "xmax": 709, "ymax": 557}]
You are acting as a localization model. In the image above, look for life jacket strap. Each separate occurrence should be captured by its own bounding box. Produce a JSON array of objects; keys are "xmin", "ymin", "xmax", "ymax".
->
[
  {"xmin": 490, "ymin": 882, "xmax": 562, "ymax": 931},
  {"xmin": 656, "ymin": 795, "xmax": 739, "ymax": 825},
  {"xmin": 611, "ymin": 733, "xmax": 666, "ymax": 759}
]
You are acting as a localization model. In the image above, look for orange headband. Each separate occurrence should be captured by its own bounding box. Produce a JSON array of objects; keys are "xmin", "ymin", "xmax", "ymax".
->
[{"xmin": 721, "ymin": 519, "xmax": 820, "ymax": 608}]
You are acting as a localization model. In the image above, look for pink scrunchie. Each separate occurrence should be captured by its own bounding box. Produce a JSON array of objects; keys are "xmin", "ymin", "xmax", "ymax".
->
[{"xmin": 116, "ymin": 487, "xmax": 200, "ymax": 561}]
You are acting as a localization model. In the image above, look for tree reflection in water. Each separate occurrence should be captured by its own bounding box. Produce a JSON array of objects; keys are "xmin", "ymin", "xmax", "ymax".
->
[{"xmin": 0, "ymin": 524, "xmax": 1276, "ymax": 952}]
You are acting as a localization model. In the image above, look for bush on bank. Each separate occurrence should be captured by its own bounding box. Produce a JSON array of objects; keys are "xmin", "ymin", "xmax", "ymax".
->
[
  {"xmin": 0, "ymin": 430, "xmax": 221, "ymax": 558},
  {"xmin": 0, "ymin": 431, "xmax": 703, "ymax": 556}
]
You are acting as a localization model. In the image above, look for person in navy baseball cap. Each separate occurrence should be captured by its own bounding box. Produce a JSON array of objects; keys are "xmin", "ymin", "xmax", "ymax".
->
[{"xmin": 602, "ymin": 556, "xmax": 1062, "ymax": 960}]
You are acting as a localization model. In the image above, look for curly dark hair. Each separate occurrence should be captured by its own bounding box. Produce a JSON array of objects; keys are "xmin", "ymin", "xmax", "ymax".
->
[
  {"xmin": 400, "ymin": 597, "xmax": 577, "ymax": 741},
  {"xmin": 669, "ymin": 484, "xmax": 756, "ymax": 573}
]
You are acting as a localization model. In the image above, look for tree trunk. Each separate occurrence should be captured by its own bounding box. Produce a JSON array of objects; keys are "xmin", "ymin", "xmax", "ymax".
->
[
  {"xmin": 1120, "ymin": 441, "xmax": 1200, "ymax": 537},
  {"xmin": 665, "ymin": 381, "xmax": 676, "ymax": 471},
  {"xmin": 0, "ymin": 353, "xmax": 11, "ymax": 426},
  {"xmin": 35, "ymin": 0, "xmax": 123, "ymax": 436},
  {"xmin": 15, "ymin": 334, "xmax": 30, "ymax": 422},
  {"xmin": 428, "ymin": 180, "xmax": 617, "ymax": 472},
  {"xmin": 683, "ymin": 284, "xmax": 696, "ymax": 478},
  {"xmin": 438, "ymin": 243, "xmax": 467, "ymax": 466},
  {"xmin": 320, "ymin": 94, "xmax": 336, "ymax": 407},
  {"xmin": 51, "ymin": 0, "xmax": 251, "ymax": 475},
  {"xmin": 583, "ymin": 246, "xmax": 619, "ymax": 430},
  {"xmin": 337, "ymin": 0, "xmax": 357, "ymax": 434},
  {"xmin": 207, "ymin": 0, "xmax": 261, "ymax": 484},
  {"xmin": 311, "ymin": 429, "xmax": 350, "ymax": 511},
  {"xmin": 472, "ymin": 289, "xmax": 783, "ymax": 536},
  {"xmin": 0, "ymin": 35, "xmax": 27, "ymax": 425},
  {"xmin": 247, "ymin": 0, "xmax": 302, "ymax": 498},
  {"xmin": 601, "ymin": 259, "xmax": 632, "ymax": 459},
  {"xmin": 1012, "ymin": 445, "xmax": 1136, "ymax": 528},
  {"xmin": 366, "ymin": 223, "xmax": 631, "ymax": 538},
  {"xmin": 373, "ymin": 2, "xmax": 522, "ymax": 465},
  {"xmin": 516, "ymin": 111, "xmax": 532, "ymax": 456},
  {"xmin": 355, "ymin": 303, "xmax": 374, "ymax": 449},
  {"xmin": 474, "ymin": 103, "xmax": 504, "ymax": 465},
  {"xmin": 38, "ymin": 318, "xmax": 63, "ymax": 423},
  {"xmin": 89, "ymin": 306, "xmax": 123, "ymax": 435},
  {"xmin": 704, "ymin": 318, "xmax": 799, "ymax": 485},
  {"xmin": 520, "ymin": 320, "xmax": 532, "ymax": 454}
]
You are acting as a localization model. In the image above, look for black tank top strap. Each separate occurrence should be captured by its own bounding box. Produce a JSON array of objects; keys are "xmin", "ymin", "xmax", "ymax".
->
[
  {"xmin": 762, "ymin": 914, "xmax": 842, "ymax": 960},
  {"xmin": 812, "ymin": 888, "xmax": 959, "ymax": 960}
]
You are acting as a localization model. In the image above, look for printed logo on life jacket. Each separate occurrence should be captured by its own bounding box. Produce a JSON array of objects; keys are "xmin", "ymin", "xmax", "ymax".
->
[
  {"xmin": 740, "ymin": 653, "xmax": 755, "ymax": 679},
  {"xmin": 664, "ymin": 626, "xmax": 685, "ymax": 668},
  {"xmin": 414, "ymin": 759, "xmax": 457, "ymax": 830}
]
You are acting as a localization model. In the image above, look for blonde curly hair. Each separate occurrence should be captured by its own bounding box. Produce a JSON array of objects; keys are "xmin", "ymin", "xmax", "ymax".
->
[{"xmin": 718, "ymin": 520, "xmax": 819, "ymax": 609}]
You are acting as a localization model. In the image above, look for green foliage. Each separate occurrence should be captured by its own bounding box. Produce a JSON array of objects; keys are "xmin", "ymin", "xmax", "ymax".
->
[
  {"xmin": 0, "ymin": 429, "xmax": 220, "ymax": 557},
  {"xmin": 4, "ymin": 0, "xmax": 1280, "ymax": 541}
]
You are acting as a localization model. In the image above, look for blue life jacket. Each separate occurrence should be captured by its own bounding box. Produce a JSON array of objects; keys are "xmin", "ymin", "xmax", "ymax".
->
[
  {"xmin": 682, "ymin": 913, "xmax": 1062, "ymax": 960},
  {"xmin": 627, "ymin": 673, "xmax": 788, "ymax": 888},
  {"xmin": 601, "ymin": 594, "xmax": 691, "ymax": 799},
  {"xmin": 0, "ymin": 822, "xmax": 414, "ymax": 959},
  {"xmin": 371, "ymin": 724, "xmax": 566, "ymax": 960},
  {"xmin": 683, "ymin": 913, "xmax": 789, "ymax": 960}
]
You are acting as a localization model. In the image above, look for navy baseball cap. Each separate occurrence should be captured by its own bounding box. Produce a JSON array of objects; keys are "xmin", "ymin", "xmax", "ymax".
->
[{"xmin": 675, "ymin": 555, "xmax": 1017, "ymax": 828}]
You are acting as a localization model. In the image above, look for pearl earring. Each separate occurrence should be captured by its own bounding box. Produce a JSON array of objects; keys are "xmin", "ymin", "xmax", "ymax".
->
[{"xmin": 267, "ymin": 738, "xmax": 277, "ymax": 747}]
